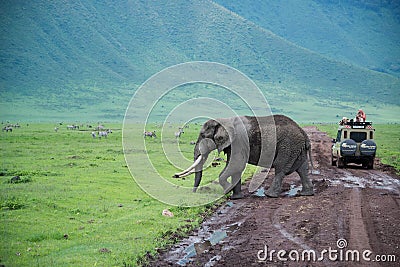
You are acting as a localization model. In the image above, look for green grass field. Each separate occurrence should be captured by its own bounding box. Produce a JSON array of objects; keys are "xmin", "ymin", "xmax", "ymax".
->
[
  {"xmin": 316, "ymin": 124, "xmax": 400, "ymax": 172},
  {"xmin": 0, "ymin": 123, "xmax": 258, "ymax": 266},
  {"xmin": 1, "ymin": 122, "xmax": 398, "ymax": 266}
]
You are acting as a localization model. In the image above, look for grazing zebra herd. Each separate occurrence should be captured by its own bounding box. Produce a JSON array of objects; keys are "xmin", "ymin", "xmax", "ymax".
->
[
  {"xmin": 91, "ymin": 129, "xmax": 112, "ymax": 139},
  {"xmin": 143, "ymin": 127, "xmax": 195, "ymax": 143},
  {"xmin": 3, "ymin": 122, "xmax": 196, "ymax": 144},
  {"xmin": 53, "ymin": 123, "xmax": 114, "ymax": 139},
  {"xmin": 143, "ymin": 127, "xmax": 185, "ymax": 139},
  {"xmin": 2, "ymin": 123, "xmax": 20, "ymax": 132}
]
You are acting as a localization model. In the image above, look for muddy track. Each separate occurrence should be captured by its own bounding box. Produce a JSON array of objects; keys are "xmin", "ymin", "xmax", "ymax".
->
[{"xmin": 152, "ymin": 127, "xmax": 399, "ymax": 266}]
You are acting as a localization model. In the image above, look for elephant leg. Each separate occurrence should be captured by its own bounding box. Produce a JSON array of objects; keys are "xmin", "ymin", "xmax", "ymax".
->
[
  {"xmin": 266, "ymin": 172, "xmax": 285, "ymax": 198},
  {"xmin": 230, "ymin": 173, "xmax": 243, "ymax": 199},
  {"xmin": 220, "ymin": 171, "xmax": 244, "ymax": 196},
  {"xmin": 219, "ymin": 171, "xmax": 231, "ymax": 193},
  {"xmin": 266, "ymin": 145, "xmax": 295, "ymax": 198},
  {"xmin": 218, "ymin": 150, "xmax": 232, "ymax": 192},
  {"xmin": 218, "ymin": 148, "xmax": 246, "ymax": 196},
  {"xmin": 297, "ymin": 160, "xmax": 314, "ymax": 196}
]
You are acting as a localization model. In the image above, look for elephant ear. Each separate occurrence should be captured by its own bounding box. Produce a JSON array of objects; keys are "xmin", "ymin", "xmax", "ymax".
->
[{"xmin": 214, "ymin": 119, "xmax": 235, "ymax": 153}]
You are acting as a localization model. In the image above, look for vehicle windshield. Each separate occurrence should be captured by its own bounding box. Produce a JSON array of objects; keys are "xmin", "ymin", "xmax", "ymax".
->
[
  {"xmin": 350, "ymin": 132, "xmax": 367, "ymax": 143},
  {"xmin": 336, "ymin": 130, "xmax": 341, "ymax": 142}
]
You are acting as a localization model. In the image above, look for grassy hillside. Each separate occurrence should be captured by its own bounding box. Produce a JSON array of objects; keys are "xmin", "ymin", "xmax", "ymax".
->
[
  {"xmin": 215, "ymin": 0, "xmax": 400, "ymax": 77},
  {"xmin": 0, "ymin": 0, "xmax": 399, "ymax": 122}
]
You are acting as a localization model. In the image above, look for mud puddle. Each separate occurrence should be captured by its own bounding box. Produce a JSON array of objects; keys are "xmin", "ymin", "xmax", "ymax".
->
[
  {"xmin": 325, "ymin": 170, "xmax": 400, "ymax": 194},
  {"xmin": 286, "ymin": 184, "xmax": 302, "ymax": 197},
  {"xmin": 165, "ymin": 201, "xmax": 246, "ymax": 266}
]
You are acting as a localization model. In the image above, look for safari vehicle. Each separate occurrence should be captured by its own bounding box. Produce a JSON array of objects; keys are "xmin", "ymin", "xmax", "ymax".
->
[{"xmin": 331, "ymin": 121, "xmax": 376, "ymax": 169}]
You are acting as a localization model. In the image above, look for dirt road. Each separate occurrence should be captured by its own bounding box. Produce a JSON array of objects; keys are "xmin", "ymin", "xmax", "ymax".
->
[{"xmin": 153, "ymin": 127, "xmax": 400, "ymax": 266}]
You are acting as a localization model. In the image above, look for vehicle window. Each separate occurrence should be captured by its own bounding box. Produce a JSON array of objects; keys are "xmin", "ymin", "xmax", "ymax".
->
[
  {"xmin": 370, "ymin": 131, "xmax": 373, "ymax": 139},
  {"xmin": 336, "ymin": 130, "xmax": 341, "ymax": 142},
  {"xmin": 350, "ymin": 132, "xmax": 367, "ymax": 142},
  {"xmin": 344, "ymin": 130, "xmax": 348, "ymax": 139}
]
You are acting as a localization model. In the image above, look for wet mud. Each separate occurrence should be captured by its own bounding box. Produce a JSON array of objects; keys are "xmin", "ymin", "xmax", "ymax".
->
[{"xmin": 152, "ymin": 126, "xmax": 399, "ymax": 266}]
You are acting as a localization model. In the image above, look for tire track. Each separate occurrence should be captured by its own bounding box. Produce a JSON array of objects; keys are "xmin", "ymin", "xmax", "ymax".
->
[{"xmin": 348, "ymin": 187, "xmax": 380, "ymax": 267}]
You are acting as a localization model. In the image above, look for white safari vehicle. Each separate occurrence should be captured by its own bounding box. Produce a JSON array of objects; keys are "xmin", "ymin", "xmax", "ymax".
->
[{"xmin": 331, "ymin": 121, "xmax": 376, "ymax": 169}]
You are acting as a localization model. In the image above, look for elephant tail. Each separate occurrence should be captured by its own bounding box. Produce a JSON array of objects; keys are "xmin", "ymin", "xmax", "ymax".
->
[{"xmin": 306, "ymin": 138, "xmax": 314, "ymax": 173}]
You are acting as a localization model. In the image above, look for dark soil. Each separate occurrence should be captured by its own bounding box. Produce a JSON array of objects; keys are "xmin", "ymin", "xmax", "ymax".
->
[{"xmin": 152, "ymin": 127, "xmax": 400, "ymax": 266}]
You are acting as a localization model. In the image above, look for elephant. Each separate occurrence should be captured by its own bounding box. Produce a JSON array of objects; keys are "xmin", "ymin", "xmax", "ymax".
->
[{"xmin": 174, "ymin": 115, "xmax": 314, "ymax": 199}]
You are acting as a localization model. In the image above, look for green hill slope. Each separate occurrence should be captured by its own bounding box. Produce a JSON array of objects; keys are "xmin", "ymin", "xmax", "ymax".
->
[
  {"xmin": 0, "ymin": 0, "xmax": 399, "ymax": 122},
  {"xmin": 215, "ymin": 0, "xmax": 400, "ymax": 77}
]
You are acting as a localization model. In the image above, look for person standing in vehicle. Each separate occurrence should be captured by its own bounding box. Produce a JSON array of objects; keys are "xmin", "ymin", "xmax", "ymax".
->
[{"xmin": 355, "ymin": 109, "xmax": 366, "ymax": 122}]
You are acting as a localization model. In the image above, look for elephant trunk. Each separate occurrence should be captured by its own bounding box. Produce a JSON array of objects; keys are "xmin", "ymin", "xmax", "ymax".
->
[
  {"xmin": 193, "ymin": 143, "xmax": 203, "ymax": 192},
  {"xmin": 173, "ymin": 137, "xmax": 215, "ymax": 192},
  {"xmin": 193, "ymin": 170, "xmax": 202, "ymax": 192}
]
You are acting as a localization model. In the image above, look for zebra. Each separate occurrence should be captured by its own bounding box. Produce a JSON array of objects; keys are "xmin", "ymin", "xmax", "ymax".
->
[
  {"xmin": 67, "ymin": 125, "xmax": 79, "ymax": 130},
  {"xmin": 98, "ymin": 131, "xmax": 108, "ymax": 138},
  {"xmin": 174, "ymin": 128, "xmax": 184, "ymax": 138},
  {"xmin": 2, "ymin": 126, "xmax": 12, "ymax": 132},
  {"xmin": 144, "ymin": 131, "xmax": 156, "ymax": 138}
]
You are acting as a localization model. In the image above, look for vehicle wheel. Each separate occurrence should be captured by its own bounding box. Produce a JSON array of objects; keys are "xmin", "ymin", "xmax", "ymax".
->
[
  {"xmin": 337, "ymin": 157, "xmax": 345, "ymax": 168},
  {"xmin": 362, "ymin": 162, "xmax": 368, "ymax": 168},
  {"xmin": 331, "ymin": 154, "xmax": 337, "ymax": 166},
  {"xmin": 367, "ymin": 159, "xmax": 374, "ymax": 169}
]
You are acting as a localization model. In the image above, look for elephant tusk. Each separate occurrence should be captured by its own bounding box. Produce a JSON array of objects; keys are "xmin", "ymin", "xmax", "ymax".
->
[
  {"xmin": 177, "ymin": 170, "xmax": 195, "ymax": 178},
  {"xmin": 173, "ymin": 155, "xmax": 202, "ymax": 178}
]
